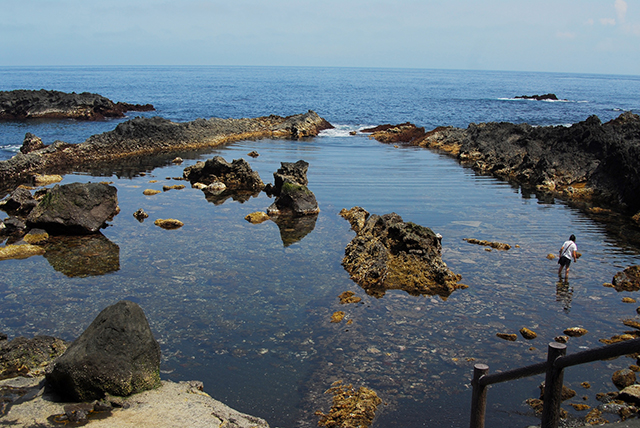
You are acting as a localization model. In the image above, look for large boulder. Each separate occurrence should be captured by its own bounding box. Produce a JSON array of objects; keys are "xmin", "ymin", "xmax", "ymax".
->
[
  {"xmin": 340, "ymin": 207, "xmax": 466, "ymax": 299},
  {"xmin": 183, "ymin": 156, "xmax": 265, "ymax": 192},
  {"xmin": 267, "ymin": 160, "xmax": 319, "ymax": 216},
  {"xmin": 26, "ymin": 182, "xmax": 119, "ymax": 234},
  {"xmin": 0, "ymin": 186, "xmax": 38, "ymax": 215},
  {"xmin": 47, "ymin": 300, "xmax": 161, "ymax": 402},
  {"xmin": 612, "ymin": 266, "xmax": 640, "ymax": 292}
]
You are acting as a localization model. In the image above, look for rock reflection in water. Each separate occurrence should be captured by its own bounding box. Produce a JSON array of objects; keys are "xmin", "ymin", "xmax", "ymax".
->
[
  {"xmin": 204, "ymin": 190, "xmax": 260, "ymax": 205},
  {"xmin": 270, "ymin": 214, "xmax": 318, "ymax": 247},
  {"xmin": 43, "ymin": 234, "xmax": 120, "ymax": 277}
]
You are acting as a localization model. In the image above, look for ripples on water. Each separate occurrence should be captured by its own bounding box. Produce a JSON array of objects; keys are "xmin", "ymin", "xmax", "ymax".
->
[{"xmin": 1, "ymin": 67, "xmax": 640, "ymax": 427}]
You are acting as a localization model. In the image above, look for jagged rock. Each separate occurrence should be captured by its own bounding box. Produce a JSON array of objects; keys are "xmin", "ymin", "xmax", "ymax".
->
[
  {"xmin": 0, "ymin": 335, "xmax": 68, "ymax": 379},
  {"xmin": 613, "ymin": 266, "xmax": 640, "ymax": 292},
  {"xmin": 0, "ymin": 217, "xmax": 27, "ymax": 236},
  {"xmin": 613, "ymin": 369, "xmax": 637, "ymax": 390},
  {"xmin": 619, "ymin": 385, "xmax": 640, "ymax": 404},
  {"xmin": 26, "ymin": 182, "xmax": 119, "ymax": 234},
  {"xmin": 0, "ymin": 187, "xmax": 37, "ymax": 215},
  {"xmin": 154, "ymin": 219, "xmax": 183, "ymax": 230},
  {"xmin": 183, "ymin": 156, "xmax": 264, "ymax": 192},
  {"xmin": 20, "ymin": 133, "xmax": 45, "ymax": 154},
  {"xmin": 271, "ymin": 109, "xmax": 334, "ymax": 138},
  {"xmin": 47, "ymin": 300, "xmax": 161, "ymax": 401},
  {"xmin": 339, "ymin": 207, "xmax": 465, "ymax": 299},
  {"xmin": 267, "ymin": 160, "xmax": 319, "ymax": 217},
  {"xmin": 0, "ymin": 89, "xmax": 154, "ymax": 120},
  {"xmin": 248, "ymin": 151, "xmax": 260, "ymax": 158}
]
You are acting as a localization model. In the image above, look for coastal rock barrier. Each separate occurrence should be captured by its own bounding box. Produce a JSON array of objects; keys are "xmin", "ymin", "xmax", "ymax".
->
[
  {"xmin": 0, "ymin": 110, "xmax": 333, "ymax": 192},
  {"xmin": 0, "ymin": 89, "xmax": 154, "ymax": 121},
  {"xmin": 364, "ymin": 112, "xmax": 640, "ymax": 222}
]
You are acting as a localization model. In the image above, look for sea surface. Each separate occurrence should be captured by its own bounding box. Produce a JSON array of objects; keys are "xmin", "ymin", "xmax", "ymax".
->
[{"xmin": 1, "ymin": 66, "xmax": 640, "ymax": 427}]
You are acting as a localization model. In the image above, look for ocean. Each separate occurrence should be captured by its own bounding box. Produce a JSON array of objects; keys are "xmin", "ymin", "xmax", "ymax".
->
[{"xmin": 1, "ymin": 66, "xmax": 640, "ymax": 427}]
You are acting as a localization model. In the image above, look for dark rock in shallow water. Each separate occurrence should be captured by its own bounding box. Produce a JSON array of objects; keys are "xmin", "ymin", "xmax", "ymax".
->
[
  {"xmin": 26, "ymin": 182, "xmax": 119, "ymax": 234},
  {"xmin": 183, "ymin": 156, "xmax": 265, "ymax": 191},
  {"xmin": 339, "ymin": 207, "xmax": 466, "ymax": 299},
  {"xmin": 0, "ymin": 187, "xmax": 37, "ymax": 215},
  {"xmin": 267, "ymin": 160, "xmax": 319, "ymax": 216},
  {"xmin": 361, "ymin": 122, "xmax": 427, "ymax": 144},
  {"xmin": 0, "ymin": 89, "xmax": 154, "ymax": 121},
  {"xmin": 47, "ymin": 300, "xmax": 161, "ymax": 402}
]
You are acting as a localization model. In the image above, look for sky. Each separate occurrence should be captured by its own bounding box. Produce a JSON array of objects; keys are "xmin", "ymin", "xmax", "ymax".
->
[{"xmin": 1, "ymin": 0, "xmax": 639, "ymax": 75}]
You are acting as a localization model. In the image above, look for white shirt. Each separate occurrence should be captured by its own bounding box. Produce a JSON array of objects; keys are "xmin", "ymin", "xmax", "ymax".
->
[{"xmin": 560, "ymin": 240, "xmax": 577, "ymax": 261}]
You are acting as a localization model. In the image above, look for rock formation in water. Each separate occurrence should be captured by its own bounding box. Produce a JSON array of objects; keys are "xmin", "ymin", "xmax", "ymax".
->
[
  {"xmin": 514, "ymin": 93, "xmax": 560, "ymax": 101},
  {"xmin": 339, "ymin": 206, "xmax": 466, "ymax": 299},
  {"xmin": 367, "ymin": 112, "xmax": 640, "ymax": 221},
  {"xmin": 47, "ymin": 300, "xmax": 161, "ymax": 401},
  {"xmin": 267, "ymin": 160, "xmax": 320, "ymax": 216},
  {"xmin": 0, "ymin": 110, "xmax": 333, "ymax": 191},
  {"xmin": 26, "ymin": 182, "xmax": 119, "ymax": 234},
  {"xmin": 0, "ymin": 89, "xmax": 154, "ymax": 120},
  {"xmin": 183, "ymin": 156, "xmax": 265, "ymax": 192},
  {"xmin": 612, "ymin": 266, "xmax": 640, "ymax": 292}
]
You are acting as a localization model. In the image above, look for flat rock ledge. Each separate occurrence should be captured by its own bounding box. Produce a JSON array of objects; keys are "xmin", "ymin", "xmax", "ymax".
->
[
  {"xmin": 0, "ymin": 110, "xmax": 333, "ymax": 190},
  {"xmin": 1, "ymin": 376, "xmax": 269, "ymax": 428}
]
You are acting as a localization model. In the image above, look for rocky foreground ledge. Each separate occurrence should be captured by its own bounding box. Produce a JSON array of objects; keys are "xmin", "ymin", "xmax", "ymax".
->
[
  {"xmin": 365, "ymin": 112, "xmax": 640, "ymax": 221},
  {"xmin": 0, "ymin": 89, "xmax": 155, "ymax": 121},
  {"xmin": 0, "ymin": 110, "xmax": 333, "ymax": 191}
]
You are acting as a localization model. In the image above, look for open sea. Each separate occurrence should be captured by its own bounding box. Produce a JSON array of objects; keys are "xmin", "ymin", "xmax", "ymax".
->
[{"xmin": 1, "ymin": 66, "xmax": 640, "ymax": 427}]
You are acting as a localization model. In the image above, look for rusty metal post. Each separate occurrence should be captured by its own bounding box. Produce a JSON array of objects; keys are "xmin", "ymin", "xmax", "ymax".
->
[
  {"xmin": 541, "ymin": 342, "xmax": 567, "ymax": 428},
  {"xmin": 470, "ymin": 363, "xmax": 489, "ymax": 428}
]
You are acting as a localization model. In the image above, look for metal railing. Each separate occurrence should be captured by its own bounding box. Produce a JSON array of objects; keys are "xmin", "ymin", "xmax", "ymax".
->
[{"xmin": 470, "ymin": 338, "xmax": 640, "ymax": 428}]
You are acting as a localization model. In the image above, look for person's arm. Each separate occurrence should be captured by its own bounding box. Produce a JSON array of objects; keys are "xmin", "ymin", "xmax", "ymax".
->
[{"xmin": 571, "ymin": 249, "xmax": 577, "ymax": 262}]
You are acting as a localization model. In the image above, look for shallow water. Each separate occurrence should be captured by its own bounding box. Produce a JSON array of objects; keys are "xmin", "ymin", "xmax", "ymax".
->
[
  {"xmin": 2, "ymin": 131, "xmax": 640, "ymax": 427},
  {"xmin": 2, "ymin": 66, "xmax": 640, "ymax": 427}
]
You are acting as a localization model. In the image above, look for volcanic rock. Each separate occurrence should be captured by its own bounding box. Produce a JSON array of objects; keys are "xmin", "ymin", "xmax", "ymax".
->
[
  {"xmin": 20, "ymin": 133, "xmax": 45, "ymax": 154},
  {"xmin": 267, "ymin": 160, "xmax": 319, "ymax": 216},
  {"xmin": 0, "ymin": 89, "xmax": 154, "ymax": 120},
  {"xmin": 0, "ymin": 187, "xmax": 37, "ymax": 215},
  {"xmin": 361, "ymin": 122, "xmax": 427, "ymax": 144},
  {"xmin": 414, "ymin": 112, "xmax": 640, "ymax": 217},
  {"xmin": 339, "ymin": 207, "xmax": 465, "ymax": 299},
  {"xmin": 47, "ymin": 300, "xmax": 161, "ymax": 401},
  {"xmin": 514, "ymin": 94, "xmax": 560, "ymax": 101},
  {"xmin": 184, "ymin": 156, "xmax": 264, "ymax": 192},
  {"xmin": 26, "ymin": 182, "xmax": 119, "ymax": 234}
]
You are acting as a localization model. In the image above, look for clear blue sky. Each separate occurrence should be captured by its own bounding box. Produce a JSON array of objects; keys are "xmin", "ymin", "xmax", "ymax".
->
[{"xmin": 1, "ymin": 0, "xmax": 639, "ymax": 75}]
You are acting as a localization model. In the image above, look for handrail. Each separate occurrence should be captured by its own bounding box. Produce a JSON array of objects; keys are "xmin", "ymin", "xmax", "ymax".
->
[{"xmin": 470, "ymin": 338, "xmax": 640, "ymax": 428}]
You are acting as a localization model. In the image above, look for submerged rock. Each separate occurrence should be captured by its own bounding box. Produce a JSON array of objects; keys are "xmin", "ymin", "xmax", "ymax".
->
[
  {"xmin": 463, "ymin": 238, "xmax": 511, "ymax": 250},
  {"xmin": 154, "ymin": 219, "xmax": 184, "ymax": 230},
  {"xmin": 0, "ymin": 242, "xmax": 45, "ymax": 261},
  {"xmin": 133, "ymin": 208, "xmax": 149, "ymax": 222},
  {"xmin": 47, "ymin": 300, "xmax": 161, "ymax": 402},
  {"xmin": 339, "ymin": 207, "xmax": 465, "ymax": 299},
  {"xmin": 0, "ymin": 335, "xmax": 68, "ymax": 380},
  {"xmin": 245, "ymin": 211, "xmax": 270, "ymax": 224},
  {"xmin": 26, "ymin": 182, "xmax": 119, "ymax": 234},
  {"xmin": 612, "ymin": 266, "xmax": 640, "ymax": 292},
  {"xmin": 315, "ymin": 381, "xmax": 381, "ymax": 428},
  {"xmin": 43, "ymin": 234, "xmax": 120, "ymax": 278}
]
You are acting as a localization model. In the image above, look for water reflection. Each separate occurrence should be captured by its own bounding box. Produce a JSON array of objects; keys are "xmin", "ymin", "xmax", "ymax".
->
[
  {"xmin": 204, "ymin": 190, "xmax": 261, "ymax": 205},
  {"xmin": 270, "ymin": 214, "xmax": 318, "ymax": 247},
  {"xmin": 555, "ymin": 280, "xmax": 574, "ymax": 312},
  {"xmin": 43, "ymin": 234, "xmax": 120, "ymax": 277}
]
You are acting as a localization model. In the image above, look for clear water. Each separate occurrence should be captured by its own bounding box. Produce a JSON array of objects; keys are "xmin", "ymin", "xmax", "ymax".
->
[{"xmin": 1, "ymin": 67, "xmax": 640, "ymax": 427}]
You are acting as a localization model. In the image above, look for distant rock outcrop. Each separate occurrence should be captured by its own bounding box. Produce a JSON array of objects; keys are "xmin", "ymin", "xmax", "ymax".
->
[
  {"xmin": 0, "ymin": 89, "xmax": 154, "ymax": 120},
  {"xmin": 514, "ymin": 93, "xmax": 560, "ymax": 101},
  {"xmin": 47, "ymin": 300, "xmax": 161, "ymax": 402},
  {"xmin": 339, "ymin": 207, "xmax": 466, "ymax": 299}
]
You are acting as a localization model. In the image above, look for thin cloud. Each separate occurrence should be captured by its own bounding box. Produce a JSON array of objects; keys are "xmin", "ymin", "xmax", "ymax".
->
[
  {"xmin": 556, "ymin": 31, "xmax": 576, "ymax": 40},
  {"xmin": 615, "ymin": 0, "xmax": 628, "ymax": 22},
  {"xmin": 600, "ymin": 18, "xmax": 616, "ymax": 25}
]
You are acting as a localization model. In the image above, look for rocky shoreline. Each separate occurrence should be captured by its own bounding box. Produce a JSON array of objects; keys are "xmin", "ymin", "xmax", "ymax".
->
[
  {"xmin": 0, "ymin": 110, "xmax": 333, "ymax": 193},
  {"xmin": 364, "ymin": 112, "xmax": 640, "ymax": 233}
]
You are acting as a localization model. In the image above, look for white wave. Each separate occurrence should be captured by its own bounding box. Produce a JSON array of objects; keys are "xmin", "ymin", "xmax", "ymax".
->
[
  {"xmin": 1, "ymin": 144, "xmax": 21, "ymax": 153},
  {"xmin": 319, "ymin": 124, "xmax": 373, "ymax": 137}
]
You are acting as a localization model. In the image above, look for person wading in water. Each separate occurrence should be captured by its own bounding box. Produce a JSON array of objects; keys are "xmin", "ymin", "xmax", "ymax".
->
[{"xmin": 558, "ymin": 234, "xmax": 578, "ymax": 280}]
